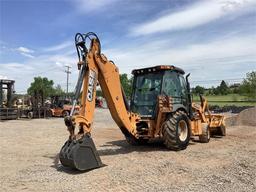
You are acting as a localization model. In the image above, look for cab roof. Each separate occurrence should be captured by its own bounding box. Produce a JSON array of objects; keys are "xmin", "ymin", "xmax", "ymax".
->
[{"xmin": 131, "ymin": 65, "xmax": 185, "ymax": 75}]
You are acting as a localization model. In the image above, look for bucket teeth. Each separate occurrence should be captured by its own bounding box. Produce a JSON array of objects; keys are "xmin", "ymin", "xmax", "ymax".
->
[{"xmin": 59, "ymin": 135, "xmax": 103, "ymax": 171}]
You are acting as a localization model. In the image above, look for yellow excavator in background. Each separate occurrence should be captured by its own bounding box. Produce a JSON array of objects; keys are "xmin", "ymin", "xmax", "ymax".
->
[{"xmin": 59, "ymin": 32, "xmax": 225, "ymax": 171}]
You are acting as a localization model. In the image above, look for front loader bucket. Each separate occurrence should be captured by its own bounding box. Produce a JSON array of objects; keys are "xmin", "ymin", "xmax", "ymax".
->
[{"xmin": 59, "ymin": 135, "xmax": 103, "ymax": 171}]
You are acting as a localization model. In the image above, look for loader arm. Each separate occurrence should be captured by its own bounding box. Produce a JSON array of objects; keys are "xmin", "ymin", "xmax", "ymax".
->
[{"xmin": 60, "ymin": 32, "xmax": 139, "ymax": 171}]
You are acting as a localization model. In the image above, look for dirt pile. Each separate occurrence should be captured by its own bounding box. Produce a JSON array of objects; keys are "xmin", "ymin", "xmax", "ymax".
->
[
  {"xmin": 236, "ymin": 106, "xmax": 256, "ymax": 126},
  {"xmin": 226, "ymin": 107, "xmax": 256, "ymax": 127}
]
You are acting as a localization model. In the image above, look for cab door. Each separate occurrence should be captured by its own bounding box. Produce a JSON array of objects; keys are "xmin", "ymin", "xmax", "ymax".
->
[{"xmin": 178, "ymin": 75, "xmax": 189, "ymax": 108}]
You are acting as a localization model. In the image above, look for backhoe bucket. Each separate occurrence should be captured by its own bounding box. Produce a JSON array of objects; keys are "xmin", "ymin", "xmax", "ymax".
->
[{"xmin": 59, "ymin": 135, "xmax": 103, "ymax": 171}]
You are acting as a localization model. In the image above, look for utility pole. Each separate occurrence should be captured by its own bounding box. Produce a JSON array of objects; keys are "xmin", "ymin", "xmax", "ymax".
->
[{"xmin": 65, "ymin": 65, "xmax": 71, "ymax": 96}]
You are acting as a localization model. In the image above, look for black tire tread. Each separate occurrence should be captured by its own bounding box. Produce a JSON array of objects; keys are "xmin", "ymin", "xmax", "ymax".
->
[
  {"xmin": 212, "ymin": 124, "xmax": 226, "ymax": 136},
  {"xmin": 199, "ymin": 123, "xmax": 210, "ymax": 143},
  {"xmin": 219, "ymin": 125, "xmax": 226, "ymax": 136},
  {"xmin": 162, "ymin": 111, "xmax": 190, "ymax": 150}
]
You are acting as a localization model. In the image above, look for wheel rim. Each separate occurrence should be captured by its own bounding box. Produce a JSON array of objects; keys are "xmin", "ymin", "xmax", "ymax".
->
[{"xmin": 178, "ymin": 120, "xmax": 188, "ymax": 141}]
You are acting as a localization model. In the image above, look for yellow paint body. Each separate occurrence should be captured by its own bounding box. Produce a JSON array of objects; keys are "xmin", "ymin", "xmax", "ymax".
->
[{"xmin": 68, "ymin": 37, "xmax": 225, "ymax": 142}]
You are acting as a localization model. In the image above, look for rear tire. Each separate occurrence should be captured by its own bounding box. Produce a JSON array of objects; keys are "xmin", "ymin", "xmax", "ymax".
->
[
  {"xmin": 162, "ymin": 111, "xmax": 190, "ymax": 150},
  {"xmin": 199, "ymin": 123, "xmax": 210, "ymax": 143}
]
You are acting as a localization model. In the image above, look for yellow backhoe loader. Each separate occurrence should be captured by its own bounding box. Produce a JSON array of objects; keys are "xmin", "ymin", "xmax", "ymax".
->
[{"xmin": 59, "ymin": 32, "xmax": 225, "ymax": 171}]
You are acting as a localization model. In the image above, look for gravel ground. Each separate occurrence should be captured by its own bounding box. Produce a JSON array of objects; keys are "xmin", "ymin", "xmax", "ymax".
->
[{"xmin": 0, "ymin": 109, "xmax": 255, "ymax": 192}]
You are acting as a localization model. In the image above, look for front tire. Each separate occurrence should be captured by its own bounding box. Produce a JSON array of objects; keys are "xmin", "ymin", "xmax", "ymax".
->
[
  {"xmin": 213, "ymin": 124, "xmax": 226, "ymax": 136},
  {"xmin": 47, "ymin": 109, "xmax": 53, "ymax": 118},
  {"xmin": 27, "ymin": 111, "xmax": 33, "ymax": 119},
  {"xmin": 62, "ymin": 110, "xmax": 69, "ymax": 117},
  {"xmin": 211, "ymin": 125, "xmax": 226, "ymax": 137},
  {"xmin": 219, "ymin": 125, "xmax": 226, "ymax": 136},
  {"xmin": 199, "ymin": 123, "xmax": 210, "ymax": 143},
  {"xmin": 162, "ymin": 111, "xmax": 191, "ymax": 150}
]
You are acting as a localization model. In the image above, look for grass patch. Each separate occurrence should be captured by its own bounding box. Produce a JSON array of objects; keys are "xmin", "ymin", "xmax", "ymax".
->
[{"xmin": 192, "ymin": 94, "xmax": 256, "ymax": 107}]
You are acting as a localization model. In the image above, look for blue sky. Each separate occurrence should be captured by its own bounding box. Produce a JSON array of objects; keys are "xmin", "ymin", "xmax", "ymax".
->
[{"xmin": 0, "ymin": 0, "xmax": 255, "ymax": 92}]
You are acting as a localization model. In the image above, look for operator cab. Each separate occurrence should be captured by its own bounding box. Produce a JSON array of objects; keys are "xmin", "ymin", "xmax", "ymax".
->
[{"xmin": 130, "ymin": 65, "xmax": 188, "ymax": 117}]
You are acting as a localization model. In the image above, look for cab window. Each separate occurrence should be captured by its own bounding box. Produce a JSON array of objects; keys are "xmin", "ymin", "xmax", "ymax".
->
[
  {"xmin": 179, "ymin": 75, "xmax": 187, "ymax": 97},
  {"xmin": 162, "ymin": 71, "xmax": 180, "ymax": 97}
]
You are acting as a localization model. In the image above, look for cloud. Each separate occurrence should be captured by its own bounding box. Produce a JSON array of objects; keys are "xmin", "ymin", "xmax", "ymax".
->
[
  {"xmin": 1, "ymin": 33, "xmax": 255, "ymax": 91},
  {"xmin": 104, "ymin": 34, "xmax": 256, "ymax": 87},
  {"xmin": 0, "ymin": 75, "xmax": 8, "ymax": 79},
  {"xmin": 20, "ymin": 52, "xmax": 35, "ymax": 58},
  {"xmin": 74, "ymin": 0, "xmax": 119, "ymax": 12},
  {"xmin": 130, "ymin": 0, "xmax": 255, "ymax": 36},
  {"xmin": 0, "ymin": 50, "xmax": 78, "ymax": 92},
  {"xmin": 16, "ymin": 46, "xmax": 34, "ymax": 53},
  {"xmin": 55, "ymin": 62, "xmax": 64, "ymax": 67},
  {"xmin": 43, "ymin": 41, "xmax": 73, "ymax": 52},
  {"xmin": 16, "ymin": 46, "xmax": 35, "ymax": 58}
]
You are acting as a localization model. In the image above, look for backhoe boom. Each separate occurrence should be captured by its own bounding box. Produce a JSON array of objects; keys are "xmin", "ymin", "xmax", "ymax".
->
[{"xmin": 60, "ymin": 33, "xmax": 139, "ymax": 171}]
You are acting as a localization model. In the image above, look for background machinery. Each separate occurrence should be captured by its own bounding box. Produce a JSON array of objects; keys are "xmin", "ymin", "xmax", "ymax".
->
[
  {"xmin": 49, "ymin": 95, "xmax": 80, "ymax": 117},
  {"xmin": 59, "ymin": 32, "xmax": 226, "ymax": 171},
  {"xmin": 0, "ymin": 79, "xmax": 51, "ymax": 120},
  {"xmin": 0, "ymin": 79, "xmax": 18, "ymax": 120}
]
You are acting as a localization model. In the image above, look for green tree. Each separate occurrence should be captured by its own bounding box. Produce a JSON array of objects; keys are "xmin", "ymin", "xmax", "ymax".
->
[
  {"xmin": 27, "ymin": 77, "xmax": 55, "ymax": 105},
  {"xmin": 54, "ymin": 84, "xmax": 65, "ymax": 96},
  {"xmin": 212, "ymin": 87, "xmax": 219, "ymax": 95},
  {"xmin": 120, "ymin": 73, "xmax": 133, "ymax": 98},
  {"xmin": 192, "ymin": 85, "xmax": 205, "ymax": 95},
  {"xmin": 240, "ymin": 71, "xmax": 256, "ymax": 99},
  {"xmin": 218, "ymin": 80, "xmax": 229, "ymax": 95},
  {"xmin": 229, "ymin": 83, "xmax": 240, "ymax": 94},
  {"xmin": 208, "ymin": 86, "xmax": 215, "ymax": 95}
]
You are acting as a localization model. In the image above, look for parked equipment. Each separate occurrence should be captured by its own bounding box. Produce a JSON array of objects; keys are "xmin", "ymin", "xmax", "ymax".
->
[
  {"xmin": 0, "ymin": 79, "xmax": 18, "ymax": 120},
  {"xmin": 49, "ymin": 96, "xmax": 80, "ymax": 117},
  {"xmin": 0, "ymin": 80, "xmax": 51, "ymax": 120},
  {"xmin": 59, "ymin": 32, "xmax": 226, "ymax": 171}
]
